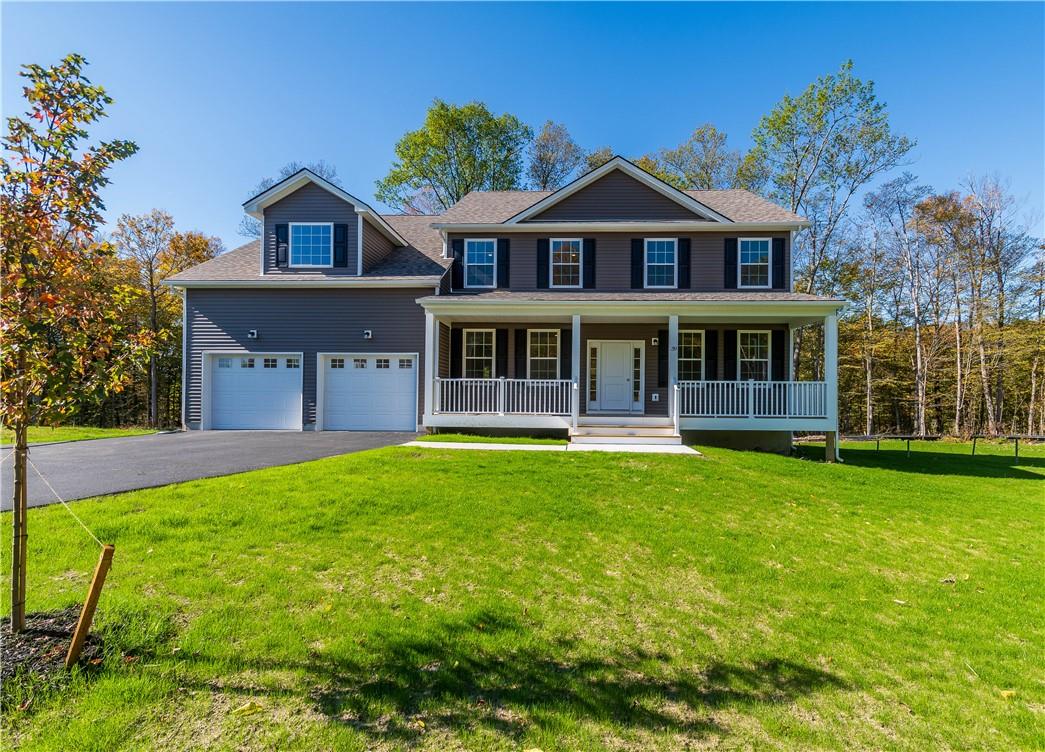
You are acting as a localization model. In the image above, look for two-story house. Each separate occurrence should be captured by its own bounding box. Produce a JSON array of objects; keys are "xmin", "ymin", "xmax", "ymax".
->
[{"xmin": 165, "ymin": 157, "xmax": 844, "ymax": 458}]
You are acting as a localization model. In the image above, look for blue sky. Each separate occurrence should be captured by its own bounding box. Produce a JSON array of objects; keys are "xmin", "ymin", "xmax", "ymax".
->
[{"xmin": 3, "ymin": 2, "xmax": 1042, "ymax": 248}]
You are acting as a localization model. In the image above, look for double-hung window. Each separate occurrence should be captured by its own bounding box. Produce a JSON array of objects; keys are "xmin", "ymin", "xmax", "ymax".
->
[
  {"xmin": 645, "ymin": 239, "xmax": 677, "ymax": 288},
  {"xmin": 464, "ymin": 239, "xmax": 496, "ymax": 288},
  {"xmin": 550, "ymin": 239, "xmax": 582, "ymax": 288},
  {"xmin": 678, "ymin": 331, "xmax": 704, "ymax": 381},
  {"xmin": 289, "ymin": 223, "xmax": 333, "ymax": 267},
  {"xmin": 739, "ymin": 238, "xmax": 771, "ymax": 288},
  {"xmin": 463, "ymin": 329, "xmax": 495, "ymax": 378},
  {"xmin": 527, "ymin": 330, "xmax": 559, "ymax": 379},
  {"xmin": 738, "ymin": 331, "xmax": 770, "ymax": 381}
]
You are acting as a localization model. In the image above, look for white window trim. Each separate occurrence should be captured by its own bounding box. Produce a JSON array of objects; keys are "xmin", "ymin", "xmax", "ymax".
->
[
  {"xmin": 678, "ymin": 329, "xmax": 705, "ymax": 382},
  {"xmin": 738, "ymin": 237, "xmax": 772, "ymax": 290},
  {"xmin": 549, "ymin": 238, "xmax": 583, "ymax": 289},
  {"xmin": 288, "ymin": 222, "xmax": 334, "ymax": 268},
  {"xmin": 462, "ymin": 328, "xmax": 496, "ymax": 378},
  {"xmin": 463, "ymin": 238, "xmax": 497, "ymax": 289},
  {"xmin": 644, "ymin": 238, "xmax": 678, "ymax": 289},
  {"xmin": 737, "ymin": 330, "xmax": 771, "ymax": 382},
  {"xmin": 526, "ymin": 329, "xmax": 560, "ymax": 379}
]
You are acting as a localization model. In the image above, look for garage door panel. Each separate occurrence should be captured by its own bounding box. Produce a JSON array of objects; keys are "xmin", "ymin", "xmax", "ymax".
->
[
  {"xmin": 210, "ymin": 355, "xmax": 302, "ymax": 430},
  {"xmin": 322, "ymin": 355, "xmax": 417, "ymax": 431}
]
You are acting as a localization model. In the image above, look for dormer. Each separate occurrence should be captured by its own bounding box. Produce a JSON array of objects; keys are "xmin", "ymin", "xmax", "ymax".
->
[{"xmin": 243, "ymin": 169, "xmax": 408, "ymax": 276}]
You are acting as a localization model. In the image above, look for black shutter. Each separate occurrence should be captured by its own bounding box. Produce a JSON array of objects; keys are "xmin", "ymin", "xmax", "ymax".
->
[
  {"xmin": 582, "ymin": 238, "xmax": 596, "ymax": 288},
  {"xmin": 772, "ymin": 237, "xmax": 785, "ymax": 290},
  {"xmin": 678, "ymin": 238, "xmax": 691, "ymax": 289},
  {"xmin": 450, "ymin": 239, "xmax": 464, "ymax": 290},
  {"xmin": 559, "ymin": 328, "xmax": 572, "ymax": 379},
  {"xmin": 450, "ymin": 328, "xmax": 462, "ymax": 377},
  {"xmin": 771, "ymin": 330, "xmax": 786, "ymax": 381},
  {"xmin": 496, "ymin": 329, "xmax": 508, "ymax": 377},
  {"xmin": 536, "ymin": 238, "xmax": 550, "ymax": 289},
  {"xmin": 275, "ymin": 224, "xmax": 289, "ymax": 267},
  {"xmin": 497, "ymin": 238, "xmax": 510, "ymax": 288},
  {"xmin": 515, "ymin": 328, "xmax": 527, "ymax": 378},
  {"xmin": 723, "ymin": 329, "xmax": 738, "ymax": 380},
  {"xmin": 631, "ymin": 239, "xmax": 644, "ymax": 289},
  {"xmin": 657, "ymin": 329, "xmax": 668, "ymax": 387},
  {"xmin": 704, "ymin": 330, "xmax": 719, "ymax": 381},
  {"xmin": 724, "ymin": 238, "xmax": 738, "ymax": 289},
  {"xmin": 333, "ymin": 223, "xmax": 349, "ymax": 268}
]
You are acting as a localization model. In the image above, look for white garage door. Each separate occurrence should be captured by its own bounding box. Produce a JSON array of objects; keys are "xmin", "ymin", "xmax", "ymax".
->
[
  {"xmin": 322, "ymin": 354, "xmax": 417, "ymax": 431},
  {"xmin": 210, "ymin": 354, "xmax": 302, "ymax": 430}
]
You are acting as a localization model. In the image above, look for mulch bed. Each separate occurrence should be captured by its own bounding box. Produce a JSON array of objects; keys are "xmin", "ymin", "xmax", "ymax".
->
[{"xmin": 1, "ymin": 606, "xmax": 102, "ymax": 708}]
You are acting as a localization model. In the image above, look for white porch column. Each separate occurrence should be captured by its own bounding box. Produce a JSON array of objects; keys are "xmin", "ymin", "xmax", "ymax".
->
[
  {"xmin": 424, "ymin": 312, "xmax": 436, "ymax": 420},
  {"xmin": 668, "ymin": 315, "xmax": 679, "ymax": 418},
  {"xmin": 824, "ymin": 312, "xmax": 839, "ymax": 461},
  {"xmin": 571, "ymin": 314, "xmax": 581, "ymax": 430}
]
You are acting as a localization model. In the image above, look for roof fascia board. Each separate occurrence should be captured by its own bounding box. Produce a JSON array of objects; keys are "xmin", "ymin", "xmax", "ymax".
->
[
  {"xmin": 164, "ymin": 277, "xmax": 439, "ymax": 289},
  {"xmin": 431, "ymin": 221, "xmax": 809, "ymax": 233},
  {"xmin": 242, "ymin": 168, "xmax": 408, "ymax": 246},
  {"xmin": 504, "ymin": 156, "xmax": 733, "ymax": 224},
  {"xmin": 416, "ymin": 298, "xmax": 846, "ymax": 318}
]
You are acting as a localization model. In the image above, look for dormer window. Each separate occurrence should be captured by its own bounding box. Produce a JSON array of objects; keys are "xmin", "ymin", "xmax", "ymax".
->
[
  {"xmin": 289, "ymin": 223, "xmax": 333, "ymax": 267},
  {"xmin": 738, "ymin": 238, "xmax": 771, "ymax": 288},
  {"xmin": 644, "ymin": 238, "xmax": 677, "ymax": 288},
  {"xmin": 464, "ymin": 239, "xmax": 496, "ymax": 288}
]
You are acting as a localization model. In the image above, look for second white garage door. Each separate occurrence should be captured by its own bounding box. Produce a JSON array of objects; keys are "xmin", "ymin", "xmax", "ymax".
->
[{"xmin": 321, "ymin": 354, "xmax": 418, "ymax": 431}]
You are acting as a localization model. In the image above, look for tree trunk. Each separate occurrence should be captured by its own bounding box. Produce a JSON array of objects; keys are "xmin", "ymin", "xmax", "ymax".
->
[
  {"xmin": 149, "ymin": 355, "xmax": 158, "ymax": 428},
  {"xmin": 11, "ymin": 420, "xmax": 28, "ymax": 633}
]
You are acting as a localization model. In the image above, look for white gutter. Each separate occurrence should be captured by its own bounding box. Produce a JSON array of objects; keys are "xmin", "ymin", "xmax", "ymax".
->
[
  {"xmin": 430, "ymin": 221, "xmax": 809, "ymax": 233},
  {"xmin": 164, "ymin": 277, "xmax": 441, "ymax": 290}
]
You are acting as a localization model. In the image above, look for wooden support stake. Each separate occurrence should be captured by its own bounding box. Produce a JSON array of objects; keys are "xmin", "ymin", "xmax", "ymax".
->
[
  {"xmin": 1014, "ymin": 437, "xmax": 1019, "ymax": 465},
  {"xmin": 972, "ymin": 436, "xmax": 977, "ymax": 456},
  {"xmin": 66, "ymin": 545, "xmax": 114, "ymax": 669},
  {"xmin": 906, "ymin": 438, "xmax": 911, "ymax": 458}
]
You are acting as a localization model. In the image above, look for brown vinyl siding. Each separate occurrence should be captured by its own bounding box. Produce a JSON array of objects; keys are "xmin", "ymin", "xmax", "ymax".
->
[
  {"xmin": 185, "ymin": 288, "xmax": 427, "ymax": 427},
  {"xmin": 262, "ymin": 182, "xmax": 359, "ymax": 275},
  {"xmin": 361, "ymin": 217, "xmax": 396, "ymax": 271},
  {"xmin": 447, "ymin": 232, "xmax": 790, "ymax": 292},
  {"xmin": 526, "ymin": 170, "xmax": 708, "ymax": 222}
]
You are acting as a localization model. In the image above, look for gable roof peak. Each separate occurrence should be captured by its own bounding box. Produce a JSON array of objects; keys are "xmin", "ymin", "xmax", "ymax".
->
[{"xmin": 505, "ymin": 155, "xmax": 733, "ymax": 224}]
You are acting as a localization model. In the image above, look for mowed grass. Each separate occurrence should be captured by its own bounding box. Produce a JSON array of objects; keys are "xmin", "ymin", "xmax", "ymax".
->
[
  {"xmin": 2, "ymin": 441, "xmax": 1042, "ymax": 751},
  {"xmin": 0, "ymin": 426, "xmax": 155, "ymax": 446}
]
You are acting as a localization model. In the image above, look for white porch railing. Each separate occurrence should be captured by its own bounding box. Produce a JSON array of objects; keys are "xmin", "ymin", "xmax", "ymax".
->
[
  {"xmin": 435, "ymin": 378, "xmax": 573, "ymax": 416},
  {"xmin": 678, "ymin": 380, "xmax": 827, "ymax": 419}
]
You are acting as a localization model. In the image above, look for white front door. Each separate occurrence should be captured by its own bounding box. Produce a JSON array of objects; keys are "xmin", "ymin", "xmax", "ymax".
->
[{"xmin": 590, "ymin": 340, "xmax": 644, "ymax": 413}]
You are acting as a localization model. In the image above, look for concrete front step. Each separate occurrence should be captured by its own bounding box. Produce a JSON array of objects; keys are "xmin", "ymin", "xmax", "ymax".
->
[
  {"xmin": 572, "ymin": 425, "xmax": 679, "ymax": 437},
  {"xmin": 570, "ymin": 434, "xmax": 682, "ymax": 445}
]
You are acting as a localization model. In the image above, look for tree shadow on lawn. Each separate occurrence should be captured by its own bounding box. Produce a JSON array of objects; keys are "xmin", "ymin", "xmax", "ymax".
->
[
  {"xmin": 184, "ymin": 610, "xmax": 848, "ymax": 746},
  {"xmin": 796, "ymin": 445, "xmax": 1044, "ymax": 480}
]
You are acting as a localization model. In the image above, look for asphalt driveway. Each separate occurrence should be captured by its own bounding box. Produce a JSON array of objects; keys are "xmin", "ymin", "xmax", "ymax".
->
[{"xmin": 1, "ymin": 430, "xmax": 415, "ymax": 509}]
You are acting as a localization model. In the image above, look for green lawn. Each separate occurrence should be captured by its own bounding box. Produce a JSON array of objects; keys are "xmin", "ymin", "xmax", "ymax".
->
[
  {"xmin": 416, "ymin": 432, "xmax": 568, "ymax": 445},
  {"xmin": 2, "ymin": 441, "xmax": 1042, "ymax": 751},
  {"xmin": 1, "ymin": 426, "xmax": 155, "ymax": 446}
]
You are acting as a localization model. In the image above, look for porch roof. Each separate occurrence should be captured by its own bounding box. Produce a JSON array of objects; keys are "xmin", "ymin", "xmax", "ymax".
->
[{"xmin": 417, "ymin": 290, "xmax": 846, "ymax": 324}]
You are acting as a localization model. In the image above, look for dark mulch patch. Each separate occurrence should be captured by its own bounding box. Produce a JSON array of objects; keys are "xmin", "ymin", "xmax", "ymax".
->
[{"xmin": 1, "ymin": 606, "xmax": 101, "ymax": 708}]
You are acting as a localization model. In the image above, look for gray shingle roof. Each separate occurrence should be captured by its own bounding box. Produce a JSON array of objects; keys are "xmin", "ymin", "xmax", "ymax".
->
[
  {"xmin": 435, "ymin": 188, "xmax": 801, "ymax": 224},
  {"xmin": 165, "ymin": 215, "xmax": 448, "ymax": 283}
]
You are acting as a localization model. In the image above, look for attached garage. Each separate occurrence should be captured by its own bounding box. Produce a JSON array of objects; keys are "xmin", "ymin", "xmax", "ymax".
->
[
  {"xmin": 205, "ymin": 352, "xmax": 303, "ymax": 430},
  {"xmin": 318, "ymin": 353, "xmax": 418, "ymax": 431}
]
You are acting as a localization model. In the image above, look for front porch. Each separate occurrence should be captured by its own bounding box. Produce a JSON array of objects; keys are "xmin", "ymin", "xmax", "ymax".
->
[{"xmin": 418, "ymin": 296, "xmax": 841, "ymax": 453}]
